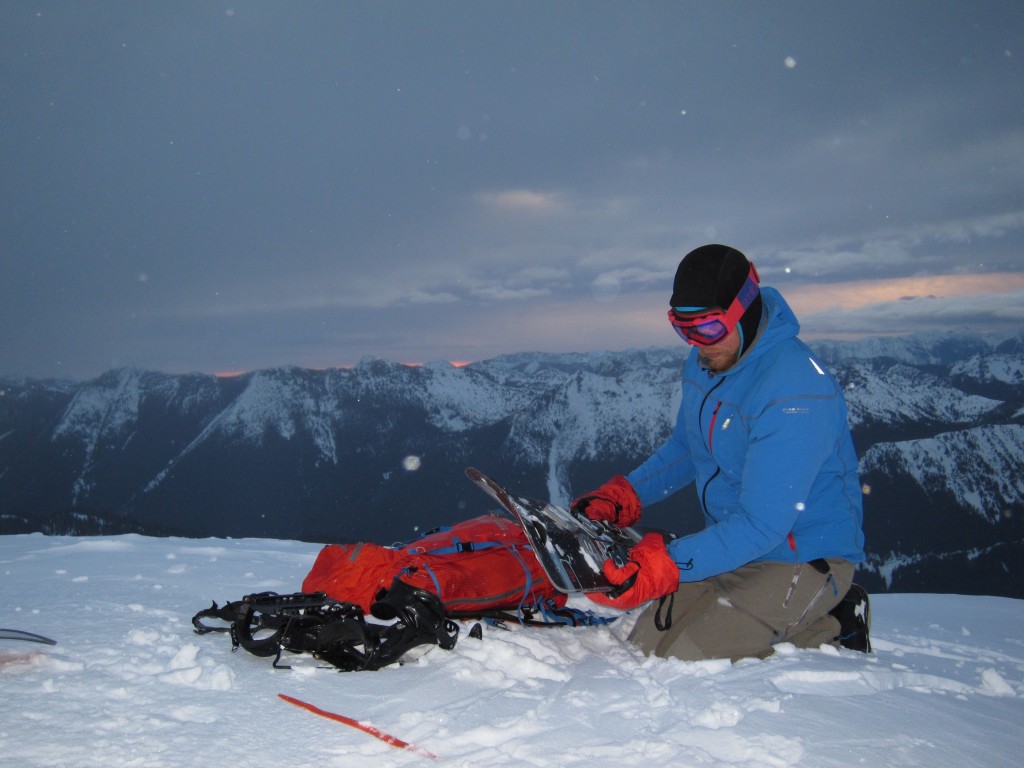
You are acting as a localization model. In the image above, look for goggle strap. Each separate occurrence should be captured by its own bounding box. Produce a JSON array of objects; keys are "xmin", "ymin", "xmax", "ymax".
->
[{"xmin": 667, "ymin": 261, "xmax": 760, "ymax": 347}]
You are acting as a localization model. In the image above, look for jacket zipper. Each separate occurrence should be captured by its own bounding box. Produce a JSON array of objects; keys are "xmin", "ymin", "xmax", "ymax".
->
[
  {"xmin": 708, "ymin": 400, "xmax": 722, "ymax": 452},
  {"xmin": 699, "ymin": 378, "xmax": 726, "ymax": 521}
]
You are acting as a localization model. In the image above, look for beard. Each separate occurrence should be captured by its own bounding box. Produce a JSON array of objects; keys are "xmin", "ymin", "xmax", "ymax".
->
[{"xmin": 698, "ymin": 348, "xmax": 738, "ymax": 372}]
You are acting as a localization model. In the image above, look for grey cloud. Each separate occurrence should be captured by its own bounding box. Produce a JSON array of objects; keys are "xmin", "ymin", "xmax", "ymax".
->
[{"xmin": 2, "ymin": 1, "xmax": 1022, "ymax": 378}]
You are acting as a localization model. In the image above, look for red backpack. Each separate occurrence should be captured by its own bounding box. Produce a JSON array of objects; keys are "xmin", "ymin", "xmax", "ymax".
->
[{"xmin": 302, "ymin": 514, "xmax": 568, "ymax": 620}]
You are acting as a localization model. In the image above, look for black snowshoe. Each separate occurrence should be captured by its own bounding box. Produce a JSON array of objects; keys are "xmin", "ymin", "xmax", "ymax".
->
[{"xmin": 192, "ymin": 576, "xmax": 459, "ymax": 671}]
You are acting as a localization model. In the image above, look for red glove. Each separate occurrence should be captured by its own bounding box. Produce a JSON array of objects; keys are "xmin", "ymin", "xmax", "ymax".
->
[
  {"xmin": 587, "ymin": 533, "xmax": 680, "ymax": 611},
  {"xmin": 570, "ymin": 475, "xmax": 642, "ymax": 528}
]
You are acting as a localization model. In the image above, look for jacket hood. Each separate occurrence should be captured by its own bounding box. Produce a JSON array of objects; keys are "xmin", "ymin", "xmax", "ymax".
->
[{"xmin": 752, "ymin": 286, "xmax": 800, "ymax": 353}]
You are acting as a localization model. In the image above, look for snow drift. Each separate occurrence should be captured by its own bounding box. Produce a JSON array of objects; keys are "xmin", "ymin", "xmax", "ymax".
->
[{"xmin": 2, "ymin": 533, "xmax": 1021, "ymax": 767}]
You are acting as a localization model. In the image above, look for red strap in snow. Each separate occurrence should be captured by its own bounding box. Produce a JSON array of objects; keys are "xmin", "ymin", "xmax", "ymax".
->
[{"xmin": 278, "ymin": 693, "xmax": 438, "ymax": 759}]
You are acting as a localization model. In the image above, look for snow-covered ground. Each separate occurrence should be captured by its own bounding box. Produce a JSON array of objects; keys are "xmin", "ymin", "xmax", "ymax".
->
[{"xmin": 2, "ymin": 533, "xmax": 1021, "ymax": 767}]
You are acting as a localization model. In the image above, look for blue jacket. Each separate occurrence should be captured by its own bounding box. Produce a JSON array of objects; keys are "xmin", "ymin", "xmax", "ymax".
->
[{"xmin": 627, "ymin": 287, "xmax": 865, "ymax": 582}]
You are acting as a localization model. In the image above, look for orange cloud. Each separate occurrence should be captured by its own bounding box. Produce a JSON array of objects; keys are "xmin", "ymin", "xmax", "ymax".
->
[{"xmin": 477, "ymin": 189, "xmax": 565, "ymax": 214}]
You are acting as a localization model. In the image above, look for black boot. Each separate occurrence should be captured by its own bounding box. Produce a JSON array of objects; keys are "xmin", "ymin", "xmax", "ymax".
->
[{"xmin": 829, "ymin": 583, "xmax": 871, "ymax": 653}]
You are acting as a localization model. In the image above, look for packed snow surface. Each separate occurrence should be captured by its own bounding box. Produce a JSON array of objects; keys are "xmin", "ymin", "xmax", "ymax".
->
[{"xmin": 1, "ymin": 534, "xmax": 1021, "ymax": 767}]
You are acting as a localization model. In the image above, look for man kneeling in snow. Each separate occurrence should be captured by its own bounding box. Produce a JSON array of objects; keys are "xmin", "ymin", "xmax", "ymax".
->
[{"xmin": 574, "ymin": 244, "xmax": 870, "ymax": 661}]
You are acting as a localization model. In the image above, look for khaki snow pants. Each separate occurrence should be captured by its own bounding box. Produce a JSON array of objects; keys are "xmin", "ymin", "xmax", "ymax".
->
[{"xmin": 628, "ymin": 558, "xmax": 854, "ymax": 662}]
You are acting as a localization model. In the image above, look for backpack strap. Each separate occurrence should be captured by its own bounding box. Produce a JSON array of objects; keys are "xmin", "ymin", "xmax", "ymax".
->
[
  {"xmin": 446, "ymin": 596, "xmax": 618, "ymax": 628},
  {"xmin": 406, "ymin": 539, "xmax": 505, "ymax": 555}
]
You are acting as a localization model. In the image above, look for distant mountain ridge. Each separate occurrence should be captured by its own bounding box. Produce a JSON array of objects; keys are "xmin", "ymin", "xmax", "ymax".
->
[{"xmin": 1, "ymin": 331, "xmax": 1022, "ymax": 597}]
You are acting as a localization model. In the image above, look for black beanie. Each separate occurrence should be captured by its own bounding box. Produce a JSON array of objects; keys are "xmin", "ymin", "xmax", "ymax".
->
[{"xmin": 671, "ymin": 244, "xmax": 763, "ymax": 353}]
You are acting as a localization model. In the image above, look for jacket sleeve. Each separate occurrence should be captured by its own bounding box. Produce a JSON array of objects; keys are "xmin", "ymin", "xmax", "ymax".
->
[
  {"xmin": 666, "ymin": 384, "xmax": 845, "ymax": 581},
  {"xmin": 626, "ymin": 402, "xmax": 696, "ymax": 508}
]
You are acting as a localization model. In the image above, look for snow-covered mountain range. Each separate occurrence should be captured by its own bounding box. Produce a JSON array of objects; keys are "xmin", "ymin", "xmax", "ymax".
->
[{"xmin": 1, "ymin": 331, "xmax": 1022, "ymax": 597}]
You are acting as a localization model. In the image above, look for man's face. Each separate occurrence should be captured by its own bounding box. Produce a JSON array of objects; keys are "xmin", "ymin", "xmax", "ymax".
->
[{"xmin": 695, "ymin": 326, "xmax": 742, "ymax": 372}]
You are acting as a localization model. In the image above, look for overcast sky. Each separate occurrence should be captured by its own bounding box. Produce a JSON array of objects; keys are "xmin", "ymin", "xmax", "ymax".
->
[{"xmin": 2, "ymin": 1, "xmax": 1022, "ymax": 379}]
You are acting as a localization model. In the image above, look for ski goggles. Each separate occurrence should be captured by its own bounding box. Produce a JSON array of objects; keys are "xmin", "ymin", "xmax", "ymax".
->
[{"xmin": 668, "ymin": 262, "xmax": 760, "ymax": 347}]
